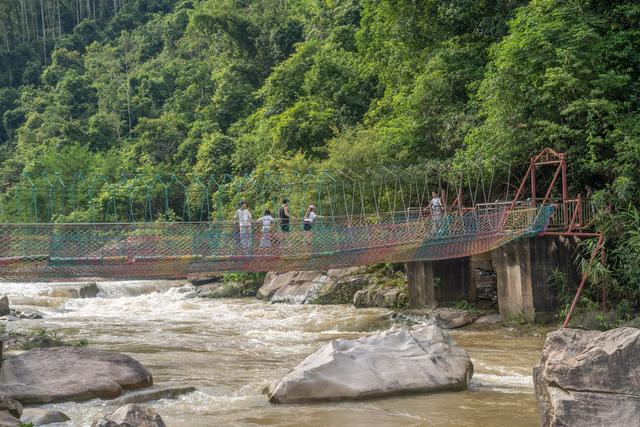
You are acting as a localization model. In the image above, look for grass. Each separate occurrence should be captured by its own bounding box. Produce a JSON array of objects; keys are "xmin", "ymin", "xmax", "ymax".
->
[
  {"xmin": 503, "ymin": 312, "xmax": 535, "ymax": 327},
  {"xmin": 453, "ymin": 300, "xmax": 481, "ymax": 316},
  {"xmin": 18, "ymin": 328, "xmax": 66, "ymax": 350},
  {"xmin": 1, "ymin": 325, "xmax": 89, "ymax": 350}
]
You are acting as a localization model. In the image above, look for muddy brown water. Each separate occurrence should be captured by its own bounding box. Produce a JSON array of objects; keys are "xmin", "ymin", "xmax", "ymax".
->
[{"xmin": 0, "ymin": 281, "xmax": 545, "ymax": 426}]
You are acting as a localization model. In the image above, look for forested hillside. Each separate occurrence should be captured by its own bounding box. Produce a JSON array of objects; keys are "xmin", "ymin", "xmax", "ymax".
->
[{"xmin": 1, "ymin": 1, "xmax": 640, "ymax": 315}]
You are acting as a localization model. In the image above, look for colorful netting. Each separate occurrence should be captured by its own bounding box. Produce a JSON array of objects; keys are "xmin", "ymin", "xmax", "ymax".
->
[{"xmin": 0, "ymin": 205, "xmax": 553, "ymax": 281}]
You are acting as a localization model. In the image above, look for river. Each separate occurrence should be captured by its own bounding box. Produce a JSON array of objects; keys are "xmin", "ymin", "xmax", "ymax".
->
[{"xmin": 0, "ymin": 281, "xmax": 544, "ymax": 426}]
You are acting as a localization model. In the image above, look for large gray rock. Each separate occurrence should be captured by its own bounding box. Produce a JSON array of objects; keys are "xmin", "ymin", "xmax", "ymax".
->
[
  {"xmin": 534, "ymin": 327, "xmax": 640, "ymax": 426},
  {"xmin": 265, "ymin": 326, "xmax": 473, "ymax": 403},
  {"xmin": 474, "ymin": 314, "xmax": 502, "ymax": 325},
  {"xmin": 92, "ymin": 404, "xmax": 166, "ymax": 427},
  {"xmin": 0, "ymin": 347, "xmax": 153, "ymax": 404},
  {"xmin": 258, "ymin": 268, "xmax": 370, "ymax": 304},
  {"xmin": 0, "ymin": 296, "xmax": 10, "ymax": 316},
  {"xmin": 393, "ymin": 307, "xmax": 479, "ymax": 329},
  {"xmin": 353, "ymin": 285, "xmax": 406, "ymax": 308},
  {"xmin": 190, "ymin": 281, "xmax": 259, "ymax": 298},
  {"xmin": 111, "ymin": 386, "xmax": 195, "ymax": 405},
  {"xmin": 0, "ymin": 410, "xmax": 19, "ymax": 426},
  {"xmin": 20, "ymin": 408, "xmax": 70, "ymax": 425},
  {"xmin": 0, "ymin": 394, "xmax": 22, "ymax": 418}
]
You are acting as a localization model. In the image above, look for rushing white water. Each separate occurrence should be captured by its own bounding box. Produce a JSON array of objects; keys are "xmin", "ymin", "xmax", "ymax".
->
[{"xmin": 0, "ymin": 281, "xmax": 544, "ymax": 426}]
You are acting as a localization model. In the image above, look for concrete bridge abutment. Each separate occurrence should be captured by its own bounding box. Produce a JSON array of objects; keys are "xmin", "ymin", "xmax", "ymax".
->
[
  {"xmin": 405, "ymin": 257, "xmax": 476, "ymax": 308},
  {"xmin": 405, "ymin": 236, "xmax": 580, "ymax": 322},
  {"xmin": 491, "ymin": 235, "xmax": 580, "ymax": 323}
]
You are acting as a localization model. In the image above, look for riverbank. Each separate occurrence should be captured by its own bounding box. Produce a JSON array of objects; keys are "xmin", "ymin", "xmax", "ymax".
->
[{"xmin": 0, "ymin": 280, "xmax": 545, "ymax": 426}]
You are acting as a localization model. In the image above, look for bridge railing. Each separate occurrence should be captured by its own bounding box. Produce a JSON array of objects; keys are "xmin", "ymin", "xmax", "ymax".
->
[
  {"xmin": 471, "ymin": 198, "xmax": 596, "ymax": 233},
  {"xmin": 0, "ymin": 206, "xmax": 554, "ymax": 280},
  {"xmin": 536, "ymin": 198, "xmax": 594, "ymax": 232}
]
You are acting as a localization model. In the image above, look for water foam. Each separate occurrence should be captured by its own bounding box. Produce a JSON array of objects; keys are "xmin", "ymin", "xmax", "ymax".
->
[{"xmin": 470, "ymin": 373, "xmax": 534, "ymax": 393}]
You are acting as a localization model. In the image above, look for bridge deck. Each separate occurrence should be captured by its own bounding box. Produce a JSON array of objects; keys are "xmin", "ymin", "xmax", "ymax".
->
[{"xmin": 0, "ymin": 206, "xmax": 553, "ymax": 281}]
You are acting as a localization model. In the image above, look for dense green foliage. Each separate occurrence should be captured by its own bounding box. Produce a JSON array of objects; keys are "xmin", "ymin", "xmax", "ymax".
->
[{"xmin": 1, "ymin": 0, "xmax": 640, "ymax": 313}]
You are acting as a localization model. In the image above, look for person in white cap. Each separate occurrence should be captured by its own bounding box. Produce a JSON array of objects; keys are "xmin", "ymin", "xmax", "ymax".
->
[{"xmin": 303, "ymin": 204, "xmax": 317, "ymax": 231}]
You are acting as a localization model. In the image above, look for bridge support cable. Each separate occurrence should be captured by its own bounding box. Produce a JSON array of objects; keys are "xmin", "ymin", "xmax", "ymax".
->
[{"xmin": 3, "ymin": 157, "xmax": 520, "ymax": 228}]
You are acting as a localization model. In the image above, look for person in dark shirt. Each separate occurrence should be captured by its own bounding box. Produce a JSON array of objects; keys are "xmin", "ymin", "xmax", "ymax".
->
[{"xmin": 279, "ymin": 198, "xmax": 294, "ymax": 232}]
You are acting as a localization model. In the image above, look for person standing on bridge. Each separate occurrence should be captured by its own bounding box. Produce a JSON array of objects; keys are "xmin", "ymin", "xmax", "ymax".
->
[
  {"xmin": 279, "ymin": 199, "xmax": 294, "ymax": 232},
  {"xmin": 429, "ymin": 191, "xmax": 444, "ymax": 217},
  {"xmin": 256, "ymin": 209, "xmax": 274, "ymax": 248},
  {"xmin": 234, "ymin": 201, "xmax": 253, "ymax": 252},
  {"xmin": 428, "ymin": 191, "xmax": 444, "ymax": 233},
  {"xmin": 303, "ymin": 204, "xmax": 317, "ymax": 231}
]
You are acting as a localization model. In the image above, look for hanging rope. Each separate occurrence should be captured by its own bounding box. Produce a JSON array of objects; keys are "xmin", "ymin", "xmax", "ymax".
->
[{"xmin": 3, "ymin": 160, "xmax": 521, "ymax": 225}]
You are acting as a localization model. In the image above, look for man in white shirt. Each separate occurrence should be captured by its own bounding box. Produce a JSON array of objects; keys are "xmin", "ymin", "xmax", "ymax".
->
[{"xmin": 234, "ymin": 201, "xmax": 252, "ymax": 252}]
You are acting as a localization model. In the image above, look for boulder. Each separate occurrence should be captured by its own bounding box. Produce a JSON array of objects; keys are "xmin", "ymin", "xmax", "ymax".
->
[
  {"xmin": 353, "ymin": 285, "xmax": 406, "ymax": 308},
  {"xmin": 312, "ymin": 275, "xmax": 372, "ymax": 304},
  {"xmin": 0, "ymin": 394, "xmax": 22, "ymax": 418},
  {"xmin": 534, "ymin": 327, "xmax": 640, "ymax": 426},
  {"xmin": 258, "ymin": 268, "xmax": 370, "ymax": 304},
  {"xmin": 111, "ymin": 386, "xmax": 195, "ymax": 405},
  {"xmin": 258, "ymin": 270, "xmax": 326, "ymax": 303},
  {"xmin": 20, "ymin": 408, "xmax": 70, "ymax": 425},
  {"xmin": 265, "ymin": 326, "xmax": 473, "ymax": 403},
  {"xmin": 0, "ymin": 347, "xmax": 153, "ymax": 404},
  {"xmin": 474, "ymin": 314, "xmax": 502, "ymax": 325},
  {"xmin": 0, "ymin": 410, "xmax": 19, "ymax": 426},
  {"xmin": 190, "ymin": 276, "xmax": 223, "ymax": 286},
  {"xmin": 392, "ymin": 307, "xmax": 478, "ymax": 329},
  {"xmin": 190, "ymin": 281, "xmax": 259, "ymax": 298},
  {"xmin": 9, "ymin": 309, "xmax": 44, "ymax": 320},
  {"xmin": 48, "ymin": 283, "xmax": 100, "ymax": 298},
  {"xmin": 92, "ymin": 404, "xmax": 166, "ymax": 427},
  {"xmin": 0, "ymin": 296, "xmax": 9, "ymax": 316}
]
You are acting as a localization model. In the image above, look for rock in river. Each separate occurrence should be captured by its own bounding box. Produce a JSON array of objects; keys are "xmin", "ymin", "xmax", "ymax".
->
[
  {"xmin": 0, "ymin": 394, "xmax": 22, "ymax": 418},
  {"xmin": 393, "ymin": 307, "xmax": 479, "ymax": 329},
  {"xmin": 190, "ymin": 281, "xmax": 260, "ymax": 298},
  {"xmin": 258, "ymin": 268, "xmax": 370, "ymax": 304},
  {"xmin": 265, "ymin": 326, "xmax": 473, "ymax": 403},
  {"xmin": 48, "ymin": 282, "xmax": 100, "ymax": 298},
  {"xmin": 0, "ymin": 296, "xmax": 10, "ymax": 316},
  {"xmin": 92, "ymin": 404, "xmax": 166, "ymax": 427},
  {"xmin": 0, "ymin": 347, "xmax": 153, "ymax": 404},
  {"xmin": 0, "ymin": 393, "xmax": 22, "ymax": 427},
  {"xmin": 534, "ymin": 327, "xmax": 640, "ymax": 426},
  {"xmin": 0, "ymin": 410, "xmax": 19, "ymax": 426},
  {"xmin": 110, "ymin": 386, "xmax": 196, "ymax": 405},
  {"xmin": 20, "ymin": 408, "xmax": 70, "ymax": 426},
  {"xmin": 353, "ymin": 285, "xmax": 406, "ymax": 309}
]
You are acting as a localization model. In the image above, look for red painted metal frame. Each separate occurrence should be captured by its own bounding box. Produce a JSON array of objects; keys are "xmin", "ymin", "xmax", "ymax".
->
[
  {"xmin": 561, "ymin": 233, "xmax": 605, "ymax": 328},
  {"xmin": 510, "ymin": 148, "xmax": 567, "ymax": 218},
  {"xmin": 510, "ymin": 148, "xmax": 605, "ymax": 328}
]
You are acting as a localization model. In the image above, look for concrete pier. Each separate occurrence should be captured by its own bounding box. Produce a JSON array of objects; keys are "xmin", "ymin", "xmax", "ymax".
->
[
  {"xmin": 406, "ymin": 257, "xmax": 474, "ymax": 308},
  {"xmin": 406, "ymin": 236, "xmax": 579, "ymax": 322},
  {"xmin": 491, "ymin": 235, "xmax": 579, "ymax": 322}
]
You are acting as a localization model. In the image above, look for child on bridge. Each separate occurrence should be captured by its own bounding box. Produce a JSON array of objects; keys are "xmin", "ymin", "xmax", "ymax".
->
[
  {"xmin": 303, "ymin": 204, "xmax": 317, "ymax": 231},
  {"xmin": 257, "ymin": 209, "xmax": 274, "ymax": 248}
]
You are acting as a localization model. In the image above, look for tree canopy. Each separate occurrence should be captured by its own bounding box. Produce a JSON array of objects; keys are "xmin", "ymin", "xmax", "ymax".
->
[{"xmin": 1, "ymin": 0, "xmax": 640, "ymax": 311}]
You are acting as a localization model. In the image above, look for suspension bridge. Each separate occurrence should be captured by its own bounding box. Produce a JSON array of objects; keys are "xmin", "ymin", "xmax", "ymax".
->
[{"xmin": 0, "ymin": 149, "xmax": 597, "ymax": 284}]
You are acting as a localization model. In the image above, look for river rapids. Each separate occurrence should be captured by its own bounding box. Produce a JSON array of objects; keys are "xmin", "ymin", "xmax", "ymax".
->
[{"xmin": 0, "ymin": 281, "xmax": 544, "ymax": 426}]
